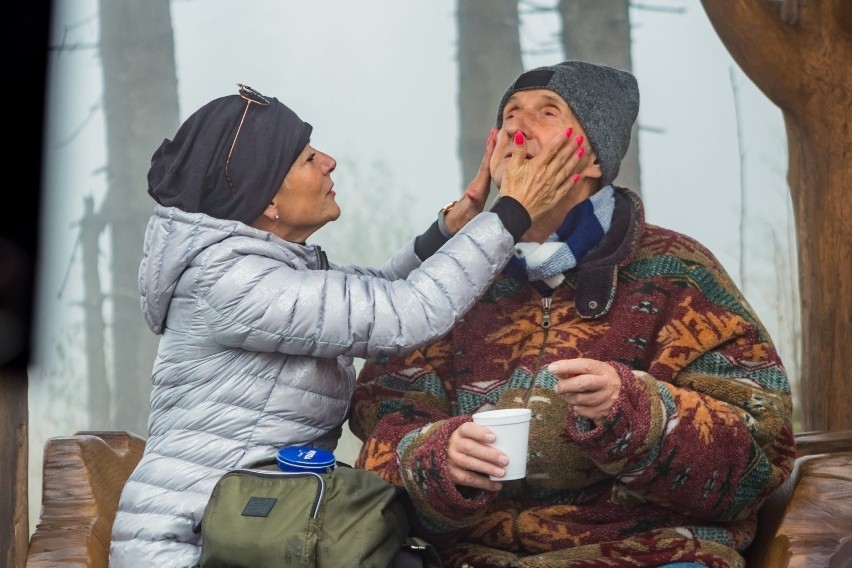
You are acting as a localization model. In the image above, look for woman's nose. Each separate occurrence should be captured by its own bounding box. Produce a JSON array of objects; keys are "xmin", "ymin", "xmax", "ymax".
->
[{"xmin": 324, "ymin": 153, "xmax": 337, "ymax": 174}]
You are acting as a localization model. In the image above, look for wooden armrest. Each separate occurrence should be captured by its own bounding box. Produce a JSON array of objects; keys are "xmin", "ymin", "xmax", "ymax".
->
[
  {"xmin": 794, "ymin": 429, "xmax": 852, "ymax": 457},
  {"xmin": 747, "ymin": 451, "xmax": 852, "ymax": 568},
  {"xmin": 26, "ymin": 431, "xmax": 145, "ymax": 568}
]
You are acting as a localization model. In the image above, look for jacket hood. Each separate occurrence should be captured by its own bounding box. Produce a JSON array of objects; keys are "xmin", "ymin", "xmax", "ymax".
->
[{"xmin": 138, "ymin": 205, "xmax": 322, "ymax": 334}]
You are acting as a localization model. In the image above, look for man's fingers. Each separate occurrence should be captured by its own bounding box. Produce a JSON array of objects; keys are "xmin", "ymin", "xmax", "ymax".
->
[
  {"xmin": 449, "ymin": 447, "xmax": 505, "ymax": 477},
  {"xmin": 447, "ymin": 422, "xmax": 511, "ymax": 489},
  {"xmin": 559, "ymin": 375, "xmax": 597, "ymax": 393},
  {"xmin": 448, "ymin": 464, "xmax": 503, "ymax": 491},
  {"xmin": 548, "ymin": 358, "xmax": 599, "ymax": 377}
]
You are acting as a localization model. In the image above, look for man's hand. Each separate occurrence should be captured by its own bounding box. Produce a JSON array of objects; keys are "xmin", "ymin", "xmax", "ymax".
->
[
  {"xmin": 446, "ymin": 421, "xmax": 507, "ymax": 492},
  {"xmin": 549, "ymin": 358, "xmax": 622, "ymax": 426}
]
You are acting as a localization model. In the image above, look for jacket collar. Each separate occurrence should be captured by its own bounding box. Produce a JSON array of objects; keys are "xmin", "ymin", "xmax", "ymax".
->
[{"xmin": 571, "ymin": 186, "xmax": 643, "ymax": 319}]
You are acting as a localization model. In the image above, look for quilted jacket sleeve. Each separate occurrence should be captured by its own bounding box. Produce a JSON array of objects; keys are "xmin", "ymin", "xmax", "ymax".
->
[{"xmin": 200, "ymin": 212, "xmax": 514, "ymax": 359}]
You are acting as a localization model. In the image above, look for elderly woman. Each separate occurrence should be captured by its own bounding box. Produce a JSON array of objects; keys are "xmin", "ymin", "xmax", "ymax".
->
[{"xmin": 108, "ymin": 84, "xmax": 588, "ymax": 566}]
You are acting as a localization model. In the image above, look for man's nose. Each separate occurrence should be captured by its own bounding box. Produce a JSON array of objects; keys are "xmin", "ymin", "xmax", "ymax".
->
[{"xmin": 504, "ymin": 113, "xmax": 533, "ymax": 141}]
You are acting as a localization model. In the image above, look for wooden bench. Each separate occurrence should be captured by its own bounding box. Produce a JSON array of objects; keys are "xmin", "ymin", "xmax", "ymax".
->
[
  {"xmin": 26, "ymin": 431, "xmax": 145, "ymax": 568},
  {"xmin": 26, "ymin": 430, "xmax": 852, "ymax": 567}
]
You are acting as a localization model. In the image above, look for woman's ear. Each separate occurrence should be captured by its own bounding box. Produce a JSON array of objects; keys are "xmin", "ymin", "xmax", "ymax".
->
[
  {"xmin": 251, "ymin": 201, "xmax": 280, "ymax": 231},
  {"xmin": 261, "ymin": 201, "xmax": 280, "ymax": 222}
]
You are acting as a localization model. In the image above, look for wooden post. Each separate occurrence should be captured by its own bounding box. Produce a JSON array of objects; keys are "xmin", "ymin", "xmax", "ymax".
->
[
  {"xmin": 3, "ymin": 1, "xmax": 51, "ymax": 563},
  {"xmin": 699, "ymin": 0, "xmax": 852, "ymax": 431},
  {"xmin": 1, "ymin": 368, "xmax": 29, "ymax": 568}
]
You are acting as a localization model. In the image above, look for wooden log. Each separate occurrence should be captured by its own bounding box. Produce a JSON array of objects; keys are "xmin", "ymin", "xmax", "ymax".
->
[{"xmin": 26, "ymin": 431, "xmax": 145, "ymax": 568}]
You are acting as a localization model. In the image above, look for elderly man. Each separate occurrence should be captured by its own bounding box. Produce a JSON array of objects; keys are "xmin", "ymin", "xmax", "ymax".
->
[{"xmin": 350, "ymin": 61, "xmax": 795, "ymax": 568}]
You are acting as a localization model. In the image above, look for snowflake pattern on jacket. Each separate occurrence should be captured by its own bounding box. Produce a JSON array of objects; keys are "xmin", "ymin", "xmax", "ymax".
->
[{"xmin": 350, "ymin": 187, "xmax": 795, "ymax": 568}]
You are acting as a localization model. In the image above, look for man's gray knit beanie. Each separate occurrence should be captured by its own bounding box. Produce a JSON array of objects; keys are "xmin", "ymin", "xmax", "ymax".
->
[{"xmin": 496, "ymin": 61, "xmax": 639, "ymax": 187}]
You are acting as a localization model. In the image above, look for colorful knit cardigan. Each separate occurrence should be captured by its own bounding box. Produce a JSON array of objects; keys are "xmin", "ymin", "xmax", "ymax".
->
[{"xmin": 350, "ymin": 187, "xmax": 795, "ymax": 568}]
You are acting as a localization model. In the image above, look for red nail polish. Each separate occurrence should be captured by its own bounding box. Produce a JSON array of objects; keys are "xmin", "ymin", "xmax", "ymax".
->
[
  {"xmin": 577, "ymin": 147, "xmax": 585, "ymax": 158},
  {"xmin": 565, "ymin": 127, "xmax": 573, "ymax": 138},
  {"xmin": 571, "ymin": 174, "xmax": 581, "ymax": 184},
  {"xmin": 576, "ymin": 135, "xmax": 584, "ymax": 145},
  {"xmin": 514, "ymin": 131, "xmax": 525, "ymax": 145}
]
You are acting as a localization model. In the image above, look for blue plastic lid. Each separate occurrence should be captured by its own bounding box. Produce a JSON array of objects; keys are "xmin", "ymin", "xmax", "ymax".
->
[{"xmin": 276, "ymin": 446, "xmax": 336, "ymax": 472}]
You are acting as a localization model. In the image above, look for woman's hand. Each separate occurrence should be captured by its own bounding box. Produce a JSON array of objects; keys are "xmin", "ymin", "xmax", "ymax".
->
[
  {"xmin": 442, "ymin": 128, "xmax": 497, "ymax": 234},
  {"xmin": 549, "ymin": 358, "xmax": 622, "ymax": 427},
  {"xmin": 498, "ymin": 128, "xmax": 589, "ymax": 223},
  {"xmin": 446, "ymin": 421, "xmax": 507, "ymax": 492}
]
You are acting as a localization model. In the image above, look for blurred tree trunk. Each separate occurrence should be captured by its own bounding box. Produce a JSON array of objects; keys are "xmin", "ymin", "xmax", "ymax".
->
[
  {"xmin": 457, "ymin": 0, "xmax": 523, "ymax": 202},
  {"xmin": 98, "ymin": 0, "xmax": 179, "ymax": 435},
  {"xmin": 555, "ymin": 0, "xmax": 640, "ymax": 194},
  {"xmin": 700, "ymin": 0, "xmax": 851, "ymax": 432},
  {"xmin": 80, "ymin": 196, "xmax": 109, "ymax": 426}
]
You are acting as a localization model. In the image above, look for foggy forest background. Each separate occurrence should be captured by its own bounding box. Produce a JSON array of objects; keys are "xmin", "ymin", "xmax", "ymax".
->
[{"xmin": 29, "ymin": 0, "xmax": 799, "ymax": 535}]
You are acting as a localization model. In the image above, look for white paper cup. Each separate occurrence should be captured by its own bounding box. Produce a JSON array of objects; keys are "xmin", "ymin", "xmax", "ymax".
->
[{"xmin": 472, "ymin": 408, "xmax": 532, "ymax": 480}]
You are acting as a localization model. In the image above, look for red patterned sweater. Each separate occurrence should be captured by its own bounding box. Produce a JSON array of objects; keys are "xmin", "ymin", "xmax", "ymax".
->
[{"xmin": 350, "ymin": 188, "xmax": 795, "ymax": 568}]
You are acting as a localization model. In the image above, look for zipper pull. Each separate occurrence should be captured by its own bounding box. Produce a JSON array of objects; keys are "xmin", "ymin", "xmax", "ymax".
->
[{"xmin": 540, "ymin": 296, "xmax": 552, "ymax": 329}]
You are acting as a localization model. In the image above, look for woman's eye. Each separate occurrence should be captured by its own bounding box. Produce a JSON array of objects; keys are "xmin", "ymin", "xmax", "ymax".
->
[{"xmin": 306, "ymin": 152, "xmax": 316, "ymax": 163}]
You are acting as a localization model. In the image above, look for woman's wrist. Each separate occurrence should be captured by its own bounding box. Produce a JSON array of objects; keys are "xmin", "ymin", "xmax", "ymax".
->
[
  {"xmin": 489, "ymin": 197, "xmax": 531, "ymax": 243},
  {"xmin": 437, "ymin": 200, "xmax": 459, "ymax": 238},
  {"xmin": 442, "ymin": 198, "xmax": 480, "ymax": 235}
]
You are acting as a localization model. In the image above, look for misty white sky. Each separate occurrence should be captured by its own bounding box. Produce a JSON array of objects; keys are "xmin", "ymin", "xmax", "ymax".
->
[
  {"xmin": 39, "ymin": 0, "xmax": 794, "ymax": 365},
  {"xmin": 31, "ymin": 0, "xmax": 797, "ymax": 531}
]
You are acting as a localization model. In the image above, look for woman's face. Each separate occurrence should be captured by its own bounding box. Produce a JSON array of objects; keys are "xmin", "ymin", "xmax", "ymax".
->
[{"xmin": 272, "ymin": 144, "xmax": 340, "ymax": 242}]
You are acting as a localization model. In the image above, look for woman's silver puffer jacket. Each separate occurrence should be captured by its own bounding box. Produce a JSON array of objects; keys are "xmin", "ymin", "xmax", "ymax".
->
[{"xmin": 109, "ymin": 205, "xmax": 516, "ymax": 567}]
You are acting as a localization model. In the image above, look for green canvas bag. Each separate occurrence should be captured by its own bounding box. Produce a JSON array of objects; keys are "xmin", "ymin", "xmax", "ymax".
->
[{"xmin": 199, "ymin": 464, "xmax": 440, "ymax": 568}]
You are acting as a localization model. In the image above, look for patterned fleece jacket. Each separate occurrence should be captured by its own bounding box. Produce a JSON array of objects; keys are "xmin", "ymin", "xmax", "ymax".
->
[{"xmin": 350, "ymin": 187, "xmax": 795, "ymax": 568}]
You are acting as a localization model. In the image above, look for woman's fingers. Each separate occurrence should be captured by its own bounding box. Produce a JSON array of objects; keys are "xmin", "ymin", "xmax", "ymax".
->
[
  {"xmin": 464, "ymin": 127, "xmax": 497, "ymax": 205},
  {"xmin": 498, "ymin": 127, "xmax": 591, "ymax": 220}
]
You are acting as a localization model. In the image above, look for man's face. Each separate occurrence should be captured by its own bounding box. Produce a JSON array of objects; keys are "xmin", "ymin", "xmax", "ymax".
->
[{"xmin": 489, "ymin": 89, "xmax": 592, "ymax": 186}]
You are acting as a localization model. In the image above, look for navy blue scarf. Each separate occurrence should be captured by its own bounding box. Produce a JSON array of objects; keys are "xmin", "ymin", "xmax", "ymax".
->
[{"xmin": 505, "ymin": 185, "xmax": 615, "ymax": 295}]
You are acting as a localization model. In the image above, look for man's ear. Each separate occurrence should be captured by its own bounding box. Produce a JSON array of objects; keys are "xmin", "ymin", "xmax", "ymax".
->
[{"xmin": 583, "ymin": 158, "xmax": 603, "ymax": 179}]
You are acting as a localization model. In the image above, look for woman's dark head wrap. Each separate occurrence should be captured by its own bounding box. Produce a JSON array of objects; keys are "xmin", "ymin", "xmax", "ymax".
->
[{"xmin": 147, "ymin": 84, "xmax": 312, "ymax": 224}]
